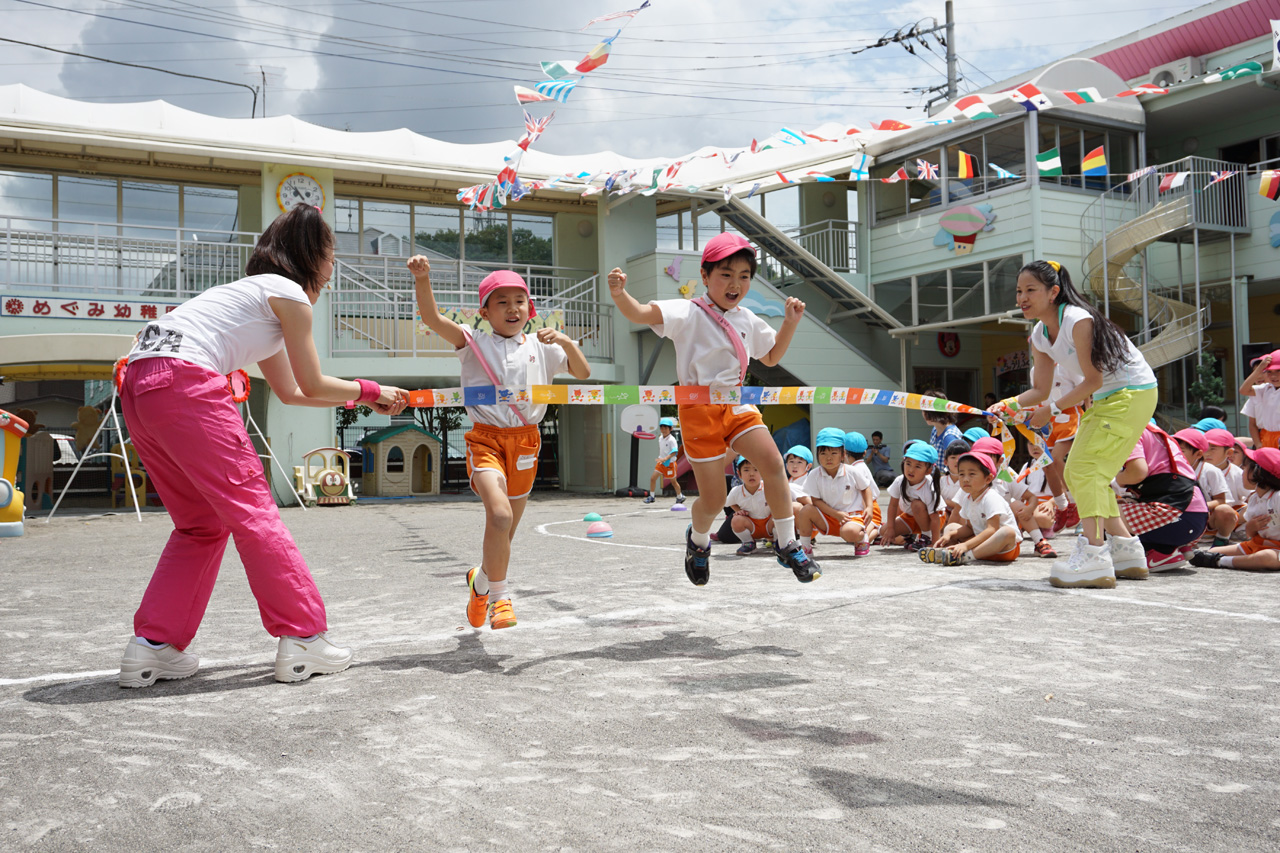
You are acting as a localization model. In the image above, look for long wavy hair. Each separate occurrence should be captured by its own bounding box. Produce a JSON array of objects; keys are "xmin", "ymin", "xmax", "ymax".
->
[
  {"xmin": 1021, "ymin": 260, "xmax": 1135, "ymax": 376},
  {"xmin": 246, "ymin": 204, "xmax": 334, "ymax": 295}
]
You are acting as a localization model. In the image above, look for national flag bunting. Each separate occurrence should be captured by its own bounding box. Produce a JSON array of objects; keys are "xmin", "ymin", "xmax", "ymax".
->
[
  {"xmin": 581, "ymin": 1, "xmax": 650, "ymax": 30},
  {"xmin": 916, "ymin": 159, "xmax": 939, "ymax": 180},
  {"xmin": 1064, "ymin": 87, "xmax": 1104, "ymax": 104},
  {"xmin": 1082, "ymin": 146, "xmax": 1107, "ymax": 176},
  {"xmin": 957, "ymin": 150, "xmax": 977, "ymax": 180},
  {"xmin": 1035, "ymin": 147, "xmax": 1062, "ymax": 177},
  {"xmin": 576, "ymin": 40, "xmax": 612, "ymax": 73},
  {"xmin": 989, "ymin": 163, "xmax": 1020, "ymax": 180},
  {"xmin": 804, "ymin": 171, "xmax": 835, "ymax": 182},
  {"xmin": 1202, "ymin": 61, "xmax": 1263, "ymax": 84},
  {"xmin": 540, "ymin": 60, "xmax": 578, "ymax": 80},
  {"xmin": 518, "ymin": 110, "xmax": 554, "ymax": 150},
  {"xmin": 873, "ymin": 119, "xmax": 913, "ymax": 132},
  {"xmin": 774, "ymin": 171, "xmax": 793, "ymax": 185},
  {"xmin": 955, "ymin": 94, "xmax": 997, "ymax": 120},
  {"xmin": 514, "ymin": 86, "xmax": 556, "ymax": 105},
  {"xmin": 534, "ymin": 78, "xmax": 579, "ymax": 103},
  {"xmin": 1010, "ymin": 83, "xmax": 1051, "ymax": 111},
  {"xmin": 1127, "ymin": 166, "xmax": 1156, "ymax": 182},
  {"xmin": 1260, "ymin": 170, "xmax": 1280, "ymax": 201},
  {"xmin": 880, "ymin": 167, "xmax": 909, "ymax": 184},
  {"xmin": 1158, "ymin": 172, "xmax": 1189, "ymax": 193},
  {"xmin": 1206, "ymin": 171, "xmax": 1236, "ymax": 188},
  {"xmin": 1117, "ymin": 83, "xmax": 1169, "ymax": 97}
]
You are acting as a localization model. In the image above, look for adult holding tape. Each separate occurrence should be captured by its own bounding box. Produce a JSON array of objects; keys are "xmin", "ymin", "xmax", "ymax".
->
[
  {"xmin": 118, "ymin": 204, "xmax": 408, "ymax": 688},
  {"xmin": 992, "ymin": 260, "xmax": 1157, "ymax": 589}
]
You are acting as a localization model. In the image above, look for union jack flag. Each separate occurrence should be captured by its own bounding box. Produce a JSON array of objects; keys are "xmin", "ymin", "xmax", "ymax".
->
[
  {"xmin": 1206, "ymin": 170, "xmax": 1237, "ymax": 188},
  {"xmin": 916, "ymin": 158, "xmax": 939, "ymax": 181}
]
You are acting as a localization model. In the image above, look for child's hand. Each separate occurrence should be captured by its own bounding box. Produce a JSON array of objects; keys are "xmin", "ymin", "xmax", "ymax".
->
[
  {"xmin": 607, "ymin": 267, "xmax": 627, "ymax": 295},
  {"xmin": 948, "ymin": 544, "xmax": 967, "ymax": 559},
  {"xmin": 536, "ymin": 327, "xmax": 570, "ymax": 347},
  {"xmin": 407, "ymin": 255, "xmax": 431, "ymax": 279},
  {"xmin": 783, "ymin": 296, "xmax": 806, "ymax": 323}
]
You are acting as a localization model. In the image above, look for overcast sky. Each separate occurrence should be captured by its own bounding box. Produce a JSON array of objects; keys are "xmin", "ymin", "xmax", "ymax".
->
[{"xmin": 1, "ymin": 0, "xmax": 1212, "ymax": 159}]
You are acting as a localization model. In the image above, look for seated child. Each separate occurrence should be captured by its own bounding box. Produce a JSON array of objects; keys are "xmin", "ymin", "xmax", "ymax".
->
[
  {"xmin": 727, "ymin": 456, "xmax": 773, "ymax": 555},
  {"xmin": 878, "ymin": 441, "xmax": 943, "ymax": 551},
  {"xmin": 798, "ymin": 427, "xmax": 875, "ymax": 555},
  {"xmin": 920, "ymin": 451, "xmax": 1021, "ymax": 566},
  {"xmin": 645, "ymin": 417, "xmax": 685, "ymax": 504},
  {"xmin": 1012, "ymin": 443, "xmax": 1059, "ymax": 559},
  {"xmin": 1174, "ymin": 428, "xmax": 1236, "ymax": 547},
  {"xmin": 938, "ymin": 438, "xmax": 969, "ymax": 522},
  {"xmin": 1191, "ymin": 445, "xmax": 1280, "ymax": 571},
  {"xmin": 784, "ymin": 444, "xmax": 814, "ymax": 514},
  {"xmin": 1115, "ymin": 425, "xmax": 1208, "ymax": 573},
  {"xmin": 970, "ymin": 434, "xmax": 1051, "ymax": 556},
  {"xmin": 843, "ymin": 431, "xmax": 881, "ymax": 554},
  {"xmin": 1239, "ymin": 349, "xmax": 1280, "ymax": 450}
]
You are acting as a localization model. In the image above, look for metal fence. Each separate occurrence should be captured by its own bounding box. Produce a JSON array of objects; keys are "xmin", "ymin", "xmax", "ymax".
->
[{"xmin": 783, "ymin": 219, "xmax": 857, "ymax": 272}]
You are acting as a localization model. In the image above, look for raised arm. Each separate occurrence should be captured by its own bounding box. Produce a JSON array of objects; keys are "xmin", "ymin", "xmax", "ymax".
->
[
  {"xmin": 1239, "ymin": 358, "xmax": 1266, "ymax": 398},
  {"xmin": 537, "ymin": 327, "xmax": 592, "ymax": 380},
  {"xmin": 409, "ymin": 255, "xmax": 467, "ymax": 350},
  {"xmin": 607, "ymin": 267, "xmax": 663, "ymax": 326}
]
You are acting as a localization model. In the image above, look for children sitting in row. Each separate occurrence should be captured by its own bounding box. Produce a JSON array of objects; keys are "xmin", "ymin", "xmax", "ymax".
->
[{"xmin": 1192, "ymin": 445, "xmax": 1280, "ymax": 571}]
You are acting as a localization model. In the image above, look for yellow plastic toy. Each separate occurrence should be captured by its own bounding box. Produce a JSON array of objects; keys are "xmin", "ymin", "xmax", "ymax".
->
[
  {"xmin": 0, "ymin": 408, "xmax": 29, "ymax": 537},
  {"xmin": 293, "ymin": 447, "xmax": 356, "ymax": 507}
]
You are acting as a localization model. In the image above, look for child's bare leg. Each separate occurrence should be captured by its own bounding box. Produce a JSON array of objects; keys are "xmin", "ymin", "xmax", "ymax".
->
[
  {"xmin": 840, "ymin": 520, "xmax": 865, "ymax": 544},
  {"xmin": 908, "ymin": 499, "xmax": 931, "ymax": 539},
  {"xmin": 797, "ymin": 504, "xmax": 823, "ymax": 540},
  {"xmin": 671, "ymin": 476, "xmax": 683, "ymax": 498},
  {"xmin": 689, "ymin": 458, "xmax": 728, "ymax": 539},
  {"xmin": 473, "ymin": 472, "xmax": 515, "ymax": 583},
  {"xmin": 734, "ymin": 429, "xmax": 798, "ymax": 545},
  {"xmin": 1033, "ymin": 502, "xmax": 1055, "ymax": 532},
  {"xmin": 886, "ymin": 516, "xmax": 910, "ymax": 544},
  {"xmin": 1210, "ymin": 505, "xmax": 1238, "ymax": 539},
  {"xmin": 730, "ymin": 514, "xmax": 755, "ymax": 544},
  {"xmin": 649, "ymin": 469, "xmax": 660, "ymax": 494},
  {"xmin": 1223, "ymin": 548, "xmax": 1280, "ymax": 570},
  {"xmin": 969, "ymin": 525, "xmax": 1019, "ymax": 559}
]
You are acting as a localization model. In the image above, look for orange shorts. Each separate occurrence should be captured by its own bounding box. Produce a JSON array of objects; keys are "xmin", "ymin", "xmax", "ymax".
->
[
  {"xmin": 734, "ymin": 516, "xmax": 772, "ymax": 539},
  {"xmin": 1260, "ymin": 429, "xmax": 1280, "ymax": 450},
  {"xmin": 1239, "ymin": 535, "xmax": 1280, "ymax": 555},
  {"xmin": 677, "ymin": 402, "xmax": 766, "ymax": 463},
  {"xmin": 654, "ymin": 459, "xmax": 678, "ymax": 479},
  {"xmin": 898, "ymin": 510, "xmax": 944, "ymax": 534},
  {"xmin": 466, "ymin": 422, "xmax": 541, "ymax": 499},
  {"xmin": 819, "ymin": 504, "xmax": 881, "ymax": 535},
  {"xmin": 1047, "ymin": 407, "xmax": 1082, "ymax": 450},
  {"xmin": 984, "ymin": 542, "xmax": 1023, "ymax": 562}
]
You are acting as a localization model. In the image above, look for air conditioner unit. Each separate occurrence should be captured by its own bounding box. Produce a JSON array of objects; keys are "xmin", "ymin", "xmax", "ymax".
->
[{"xmin": 1149, "ymin": 56, "xmax": 1203, "ymax": 88}]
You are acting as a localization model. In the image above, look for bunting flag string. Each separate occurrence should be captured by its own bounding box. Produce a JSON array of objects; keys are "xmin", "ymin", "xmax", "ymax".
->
[{"xmin": 1260, "ymin": 170, "xmax": 1280, "ymax": 201}]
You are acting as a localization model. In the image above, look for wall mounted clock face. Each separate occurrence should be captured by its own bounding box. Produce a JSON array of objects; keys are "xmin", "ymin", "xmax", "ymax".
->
[{"xmin": 277, "ymin": 172, "xmax": 325, "ymax": 212}]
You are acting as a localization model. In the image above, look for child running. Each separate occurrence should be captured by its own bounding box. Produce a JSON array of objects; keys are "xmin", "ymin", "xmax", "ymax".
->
[
  {"xmin": 411, "ymin": 255, "xmax": 590, "ymax": 630},
  {"xmin": 727, "ymin": 456, "xmax": 773, "ymax": 555},
  {"xmin": 1191, "ymin": 446, "xmax": 1280, "ymax": 571},
  {"xmin": 878, "ymin": 442, "xmax": 943, "ymax": 551},
  {"xmin": 921, "ymin": 451, "xmax": 1022, "ymax": 566},
  {"xmin": 1239, "ymin": 350, "xmax": 1280, "ymax": 450},
  {"xmin": 608, "ymin": 232, "xmax": 818, "ymax": 584},
  {"xmin": 645, "ymin": 417, "xmax": 685, "ymax": 504}
]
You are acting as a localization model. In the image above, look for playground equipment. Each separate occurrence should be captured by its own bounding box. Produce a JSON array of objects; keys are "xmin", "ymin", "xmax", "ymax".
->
[
  {"xmin": 0, "ymin": 409, "xmax": 29, "ymax": 537},
  {"xmin": 294, "ymin": 447, "xmax": 357, "ymax": 507}
]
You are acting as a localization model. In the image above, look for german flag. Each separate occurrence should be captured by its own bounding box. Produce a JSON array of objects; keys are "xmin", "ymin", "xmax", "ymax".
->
[
  {"xmin": 1260, "ymin": 170, "xmax": 1280, "ymax": 201},
  {"xmin": 957, "ymin": 150, "xmax": 977, "ymax": 180}
]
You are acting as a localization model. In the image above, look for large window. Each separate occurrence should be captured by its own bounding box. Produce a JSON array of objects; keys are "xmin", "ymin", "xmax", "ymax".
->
[
  {"xmin": 872, "ymin": 254, "xmax": 1026, "ymax": 328},
  {"xmin": 1037, "ymin": 121, "xmax": 1136, "ymax": 191},
  {"xmin": 0, "ymin": 170, "xmax": 52, "ymax": 228}
]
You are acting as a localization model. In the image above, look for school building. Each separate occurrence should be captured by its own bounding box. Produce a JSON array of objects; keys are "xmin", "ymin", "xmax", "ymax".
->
[{"xmin": 2, "ymin": 0, "xmax": 1279, "ymax": 504}]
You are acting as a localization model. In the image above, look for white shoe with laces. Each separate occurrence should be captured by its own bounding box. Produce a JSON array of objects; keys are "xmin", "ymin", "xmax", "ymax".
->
[
  {"xmin": 119, "ymin": 638, "xmax": 199, "ymax": 688},
  {"xmin": 274, "ymin": 633, "xmax": 353, "ymax": 683},
  {"xmin": 1049, "ymin": 535, "xmax": 1116, "ymax": 589}
]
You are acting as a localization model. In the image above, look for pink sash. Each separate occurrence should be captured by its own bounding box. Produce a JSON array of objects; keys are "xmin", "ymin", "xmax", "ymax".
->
[
  {"xmin": 692, "ymin": 297, "xmax": 749, "ymax": 385},
  {"xmin": 464, "ymin": 329, "xmax": 532, "ymax": 426}
]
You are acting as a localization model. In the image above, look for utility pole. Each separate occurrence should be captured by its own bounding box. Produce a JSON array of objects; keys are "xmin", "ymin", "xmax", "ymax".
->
[{"xmin": 945, "ymin": 0, "xmax": 957, "ymax": 101}]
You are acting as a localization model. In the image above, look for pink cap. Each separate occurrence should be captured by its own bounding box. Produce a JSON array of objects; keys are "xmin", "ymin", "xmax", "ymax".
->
[
  {"xmin": 958, "ymin": 452, "xmax": 998, "ymax": 477},
  {"xmin": 970, "ymin": 436, "xmax": 1004, "ymax": 457},
  {"xmin": 1172, "ymin": 428, "xmax": 1208, "ymax": 453},
  {"xmin": 701, "ymin": 232, "xmax": 755, "ymax": 264},
  {"xmin": 1204, "ymin": 428, "xmax": 1240, "ymax": 448},
  {"xmin": 478, "ymin": 270, "xmax": 537, "ymax": 318},
  {"xmin": 1242, "ymin": 445, "xmax": 1280, "ymax": 479},
  {"xmin": 1253, "ymin": 348, "xmax": 1280, "ymax": 371}
]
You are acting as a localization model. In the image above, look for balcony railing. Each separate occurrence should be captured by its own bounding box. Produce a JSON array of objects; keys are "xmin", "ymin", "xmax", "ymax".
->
[{"xmin": 782, "ymin": 219, "xmax": 857, "ymax": 272}]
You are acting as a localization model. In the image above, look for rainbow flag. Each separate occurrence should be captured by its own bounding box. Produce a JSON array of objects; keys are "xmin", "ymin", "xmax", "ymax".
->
[
  {"xmin": 1261, "ymin": 170, "xmax": 1280, "ymax": 201},
  {"xmin": 957, "ymin": 150, "xmax": 977, "ymax": 180},
  {"xmin": 1082, "ymin": 146, "xmax": 1107, "ymax": 176}
]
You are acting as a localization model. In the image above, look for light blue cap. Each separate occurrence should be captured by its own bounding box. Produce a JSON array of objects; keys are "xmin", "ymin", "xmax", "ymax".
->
[
  {"xmin": 963, "ymin": 427, "xmax": 989, "ymax": 443},
  {"xmin": 815, "ymin": 427, "xmax": 846, "ymax": 448},
  {"xmin": 784, "ymin": 445, "xmax": 813, "ymax": 464},
  {"xmin": 659, "ymin": 417, "xmax": 676, "ymax": 428},
  {"xmin": 1194, "ymin": 418, "xmax": 1226, "ymax": 432},
  {"xmin": 904, "ymin": 443, "xmax": 939, "ymax": 465},
  {"xmin": 843, "ymin": 431, "xmax": 869, "ymax": 453},
  {"xmin": 734, "ymin": 454, "xmax": 748, "ymax": 470}
]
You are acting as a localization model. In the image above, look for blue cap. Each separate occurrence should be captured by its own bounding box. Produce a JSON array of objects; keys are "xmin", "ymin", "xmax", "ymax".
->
[
  {"xmin": 843, "ymin": 431, "xmax": 869, "ymax": 453},
  {"xmin": 734, "ymin": 454, "xmax": 748, "ymax": 470},
  {"xmin": 815, "ymin": 427, "xmax": 845, "ymax": 448},
  {"xmin": 1194, "ymin": 418, "xmax": 1226, "ymax": 432},
  {"xmin": 784, "ymin": 445, "xmax": 813, "ymax": 464},
  {"xmin": 904, "ymin": 443, "xmax": 939, "ymax": 465},
  {"xmin": 963, "ymin": 427, "xmax": 989, "ymax": 443},
  {"xmin": 659, "ymin": 417, "xmax": 676, "ymax": 428}
]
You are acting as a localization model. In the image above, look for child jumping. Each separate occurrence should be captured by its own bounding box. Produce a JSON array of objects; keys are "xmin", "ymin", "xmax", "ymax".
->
[
  {"xmin": 411, "ymin": 256, "xmax": 590, "ymax": 629},
  {"xmin": 608, "ymin": 232, "xmax": 818, "ymax": 585},
  {"xmin": 645, "ymin": 417, "xmax": 685, "ymax": 504}
]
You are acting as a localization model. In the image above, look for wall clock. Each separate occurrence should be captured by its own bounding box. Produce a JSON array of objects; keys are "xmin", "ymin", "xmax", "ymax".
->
[{"xmin": 276, "ymin": 172, "xmax": 325, "ymax": 213}]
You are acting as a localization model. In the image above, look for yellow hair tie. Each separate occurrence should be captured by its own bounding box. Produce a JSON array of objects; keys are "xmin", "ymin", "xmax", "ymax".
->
[{"xmin": 1046, "ymin": 260, "xmax": 1061, "ymax": 272}]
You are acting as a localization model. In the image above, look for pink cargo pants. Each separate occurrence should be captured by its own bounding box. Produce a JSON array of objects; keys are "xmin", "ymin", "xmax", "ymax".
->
[{"xmin": 121, "ymin": 357, "xmax": 327, "ymax": 649}]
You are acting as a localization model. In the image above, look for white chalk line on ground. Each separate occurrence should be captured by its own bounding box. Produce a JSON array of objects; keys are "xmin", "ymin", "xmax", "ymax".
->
[{"xmin": 535, "ymin": 509, "xmax": 684, "ymax": 552}]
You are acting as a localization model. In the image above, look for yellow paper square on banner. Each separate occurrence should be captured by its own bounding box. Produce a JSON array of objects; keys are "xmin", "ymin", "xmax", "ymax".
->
[
  {"xmin": 905, "ymin": 393, "xmax": 923, "ymax": 410},
  {"xmin": 778, "ymin": 387, "xmax": 799, "ymax": 405},
  {"xmin": 532, "ymin": 385, "xmax": 568, "ymax": 404}
]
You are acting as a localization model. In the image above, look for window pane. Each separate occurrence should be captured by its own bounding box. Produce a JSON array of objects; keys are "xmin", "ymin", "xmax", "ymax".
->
[
  {"xmin": 0, "ymin": 170, "xmax": 53, "ymax": 226},
  {"xmin": 362, "ymin": 200, "xmax": 411, "ymax": 257},
  {"xmin": 1106, "ymin": 130, "xmax": 1135, "ymax": 189},
  {"xmin": 916, "ymin": 268, "xmax": 948, "ymax": 325},
  {"xmin": 1059, "ymin": 125, "xmax": 1083, "ymax": 189},
  {"xmin": 951, "ymin": 262, "xmax": 986, "ymax": 319},
  {"xmin": 985, "ymin": 124, "xmax": 1026, "ymax": 190},
  {"xmin": 57, "ymin": 175, "xmax": 117, "ymax": 233},
  {"xmin": 872, "ymin": 278, "xmax": 913, "ymax": 326},
  {"xmin": 946, "ymin": 142, "xmax": 981, "ymax": 202},
  {"xmin": 871, "ymin": 161, "xmax": 907, "ymax": 220},
  {"xmin": 122, "ymin": 181, "xmax": 179, "ymax": 237},
  {"xmin": 509, "ymin": 212, "xmax": 553, "ymax": 266},
  {"xmin": 464, "ymin": 210, "xmax": 508, "ymax": 263},
  {"xmin": 414, "ymin": 205, "xmax": 461, "ymax": 259},
  {"xmin": 656, "ymin": 210, "xmax": 682, "ymax": 250},
  {"xmin": 988, "ymin": 255, "xmax": 1023, "ymax": 313},
  {"xmin": 908, "ymin": 148, "xmax": 942, "ymax": 213},
  {"xmin": 333, "ymin": 198, "xmax": 360, "ymax": 255},
  {"xmin": 183, "ymin": 185, "xmax": 239, "ymax": 234}
]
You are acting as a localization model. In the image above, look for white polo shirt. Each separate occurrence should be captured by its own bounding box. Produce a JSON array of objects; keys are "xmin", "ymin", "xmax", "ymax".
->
[
  {"xmin": 649, "ymin": 298, "xmax": 776, "ymax": 387},
  {"xmin": 655, "ymin": 433, "xmax": 679, "ymax": 463},
  {"xmin": 726, "ymin": 483, "xmax": 771, "ymax": 519},
  {"xmin": 1220, "ymin": 461, "xmax": 1249, "ymax": 504},
  {"xmin": 940, "ymin": 474, "xmax": 961, "ymax": 507},
  {"xmin": 1194, "ymin": 460, "xmax": 1230, "ymax": 502},
  {"xmin": 1242, "ymin": 383, "xmax": 1280, "ymax": 431},
  {"xmin": 1244, "ymin": 489, "xmax": 1280, "ymax": 539},
  {"xmin": 888, "ymin": 473, "xmax": 938, "ymax": 511},
  {"xmin": 801, "ymin": 464, "xmax": 861, "ymax": 513},
  {"xmin": 458, "ymin": 328, "xmax": 569, "ymax": 428},
  {"xmin": 959, "ymin": 486, "xmax": 1018, "ymax": 533}
]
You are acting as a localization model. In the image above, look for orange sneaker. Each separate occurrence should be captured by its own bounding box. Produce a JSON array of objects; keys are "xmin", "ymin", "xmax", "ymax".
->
[
  {"xmin": 465, "ymin": 568, "xmax": 489, "ymax": 628},
  {"xmin": 488, "ymin": 598, "xmax": 516, "ymax": 630}
]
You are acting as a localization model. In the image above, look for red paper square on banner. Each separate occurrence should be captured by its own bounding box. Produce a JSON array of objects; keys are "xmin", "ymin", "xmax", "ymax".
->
[
  {"xmin": 675, "ymin": 386, "xmax": 709, "ymax": 404},
  {"xmin": 408, "ymin": 390, "xmax": 433, "ymax": 407}
]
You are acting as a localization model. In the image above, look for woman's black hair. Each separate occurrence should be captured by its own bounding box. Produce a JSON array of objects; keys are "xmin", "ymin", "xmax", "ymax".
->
[
  {"xmin": 1245, "ymin": 458, "xmax": 1280, "ymax": 494},
  {"xmin": 246, "ymin": 204, "xmax": 335, "ymax": 295},
  {"xmin": 701, "ymin": 247, "xmax": 759, "ymax": 280},
  {"xmin": 901, "ymin": 454, "xmax": 943, "ymax": 513},
  {"xmin": 1021, "ymin": 260, "xmax": 1135, "ymax": 376}
]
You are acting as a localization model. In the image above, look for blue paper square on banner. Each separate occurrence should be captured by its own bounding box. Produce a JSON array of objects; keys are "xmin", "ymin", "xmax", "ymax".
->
[
  {"xmin": 873, "ymin": 389, "xmax": 895, "ymax": 405},
  {"xmin": 740, "ymin": 387, "xmax": 763, "ymax": 404},
  {"xmin": 464, "ymin": 385, "xmax": 497, "ymax": 405}
]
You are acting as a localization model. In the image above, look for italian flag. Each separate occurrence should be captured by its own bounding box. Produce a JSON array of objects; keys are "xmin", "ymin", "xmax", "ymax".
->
[
  {"xmin": 1036, "ymin": 147, "xmax": 1062, "ymax": 177},
  {"xmin": 1064, "ymin": 87, "xmax": 1103, "ymax": 104}
]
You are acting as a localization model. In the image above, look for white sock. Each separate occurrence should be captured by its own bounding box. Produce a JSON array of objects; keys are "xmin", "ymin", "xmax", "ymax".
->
[
  {"xmin": 1029, "ymin": 528, "xmax": 1044, "ymax": 542},
  {"xmin": 471, "ymin": 566, "xmax": 489, "ymax": 595},
  {"xmin": 691, "ymin": 527, "xmax": 711, "ymax": 548},
  {"xmin": 736, "ymin": 526, "xmax": 754, "ymax": 545},
  {"xmin": 1064, "ymin": 490, "xmax": 1074, "ymax": 503},
  {"xmin": 1220, "ymin": 557, "xmax": 1236, "ymax": 568},
  {"xmin": 489, "ymin": 579, "xmax": 508, "ymax": 601},
  {"xmin": 1054, "ymin": 494, "xmax": 1068, "ymax": 509},
  {"xmin": 774, "ymin": 516, "xmax": 797, "ymax": 548}
]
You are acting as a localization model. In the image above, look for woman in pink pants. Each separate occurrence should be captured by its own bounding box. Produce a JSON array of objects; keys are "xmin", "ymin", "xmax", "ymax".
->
[{"xmin": 118, "ymin": 205, "xmax": 408, "ymax": 688}]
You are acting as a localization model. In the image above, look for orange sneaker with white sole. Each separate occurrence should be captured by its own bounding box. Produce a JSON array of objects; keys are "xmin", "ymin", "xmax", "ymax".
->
[
  {"xmin": 488, "ymin": 598, "xmax": 517, "ymax": 630},
  {"xmin": 466, "ymin": 568, "xmax": 489, "ymax": 629}
]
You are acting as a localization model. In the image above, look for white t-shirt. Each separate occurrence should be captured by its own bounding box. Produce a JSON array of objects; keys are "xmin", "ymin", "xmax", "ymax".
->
[
  {"xmin": 458, "ymin": 328, "xmax": 569, "ymax": 428},
  {"xmin": 1220, "ymin": 461, "xmax": 1249, "ymax": 504},
  {"xmin": 959, "ymin": 486, "xmax": 1018, "ymax": 534},
  {"xmin": 1244, "ymin": 489, "xmax": 1280, "ymax": 540},
  {"xmin": 655, "ymin": 433, "xmax": 679, "ymax": 463},
  {"xmin": 1017, "ymin": 463, "xmax": 1051, "ymax": 499},
  {"xmin": 1030, "ymin": 304, "xmax": 1156, "ymax": 398},
  {"xmin": 649, "ymin": 298, "xmax": 777, "ymax": 387},
  {"xmin": 801, "ymin": 464, "xmax": 862, "ymax": 513},
  {"xmin": 128, "ymin": 274, "xmax": 310, "ymax": 375},
  {"xmin": 788, "ymin": 481, "xmax": 808, "ymax": 501},
  {"xmin": 1049, "ymin": 364, "xmax": 1079, "ymax": 407},
  {"xmin": 1241, "ymin": 384, "xmax": 1280, "ymax": 430},
  {"xmin": 848, "ymin": 460, "xmax": 878, "ymax": 511},
  {"xmin": 940, "ymin": 474, "xmax": 961, "ymax": 506},
  {"xmin": 1194, "ymin": 460, "xmax": 1230, "ymax": 501},
  {"xmin": 888, "ymin": 473, "xmax": 938, "ymax": 512},
  {"xmin": 726, "ymin": 483, "xmax": 770, "ymax": 519}
]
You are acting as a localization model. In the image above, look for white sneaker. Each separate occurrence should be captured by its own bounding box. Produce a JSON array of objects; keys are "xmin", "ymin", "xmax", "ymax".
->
[
  {"xmin": 274, "ymin": 633, "xmax": 353, "ymax": 683},
  {"xmin": 1049, "ymin": 536, "xmax": 1116, "ymax": 589},
  {"xmin": 119, "ymin": 638, "xmax": 199, "ymax": 688},
  {"xmin": 1108, "ymin": 535, "xmax": 1149, "ymax": 580}
]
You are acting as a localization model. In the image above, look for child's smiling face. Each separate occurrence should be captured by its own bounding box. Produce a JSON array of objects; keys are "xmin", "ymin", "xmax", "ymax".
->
[
  {"xmin": 479, "ymin": 286, "xmax": 530, "ymax": 337},
  {"xmin": 700, "ymin": 256, "xmax": 753, "ymax": 311}
]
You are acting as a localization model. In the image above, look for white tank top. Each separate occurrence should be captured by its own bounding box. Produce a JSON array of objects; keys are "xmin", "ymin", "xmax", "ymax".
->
[{"xmin": 1030, "ymin": 304, "xmax": 1155, "ymax": 398}]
